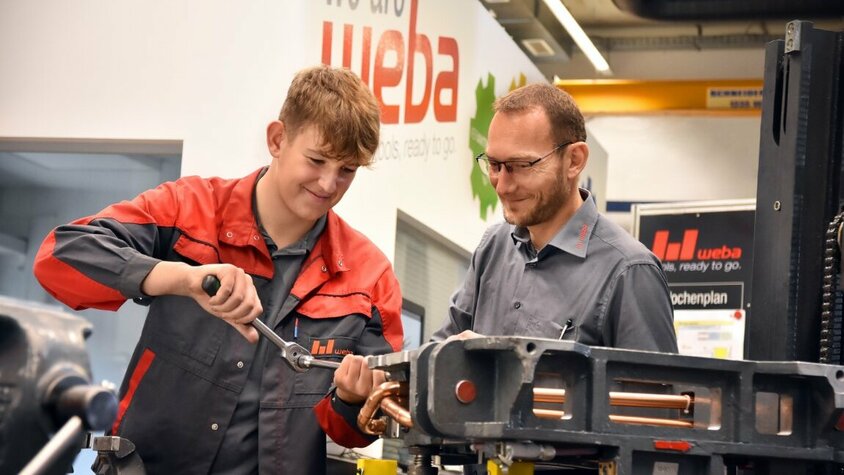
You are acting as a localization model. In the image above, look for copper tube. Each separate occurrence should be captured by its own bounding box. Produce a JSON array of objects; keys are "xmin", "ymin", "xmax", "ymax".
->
[
  {"xmin": 533, "ymin": 408, "xmax": 567, "ymax": 419},
  {"xmin": 380, "ymin": 395, "xmax": 413, "ymax": 429},
  {"xmin": 534, "ymin": 388, "xmax": 567, "ymax": 403},
  {"xmin": 357, "ymin": 381, "xmax": 405, "ymax": 435},
  {"xmin": 610, "ymin": 392, "xmax": 692, "ymax": 410},
  {"xmin": 609, "ymin": 414, "xmax": 694, "ymax": 429},
  {"xmin": 532, "ymin": 409, "xmax": 694, "ymax": 428},
  {"xmin": 533, "ymin": 388, "xmax": 692, "ymax": 411}
]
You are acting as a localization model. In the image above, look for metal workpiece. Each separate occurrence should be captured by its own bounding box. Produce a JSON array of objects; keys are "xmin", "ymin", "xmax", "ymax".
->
[{"xmin": 367, "ymin": 336, "xmax": 844, "ymax": 472}]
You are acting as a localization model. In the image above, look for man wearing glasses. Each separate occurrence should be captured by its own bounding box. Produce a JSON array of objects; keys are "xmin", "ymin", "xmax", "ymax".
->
[{"xmin": 432, "ymin": 83, "xmax": 677, "ymax": 353}]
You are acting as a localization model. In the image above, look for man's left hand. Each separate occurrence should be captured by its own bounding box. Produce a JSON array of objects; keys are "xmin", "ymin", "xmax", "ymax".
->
[{"xmin": 334, "ymin": 354, "xmax": 384, "ymax": 405}]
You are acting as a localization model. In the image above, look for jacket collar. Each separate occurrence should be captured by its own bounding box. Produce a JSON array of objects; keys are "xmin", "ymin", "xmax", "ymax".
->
[
  {"xmin": 217, "ymin": 167, "xmax": 266, "ymax": 249},
  {"xmin": 217, "ymin": 167, "xmax": 351, "ymax": 281}
]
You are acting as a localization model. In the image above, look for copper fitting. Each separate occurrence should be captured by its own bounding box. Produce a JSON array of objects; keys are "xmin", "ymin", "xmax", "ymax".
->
[
  {"xmin": 381, "ymin": 394, "xmax": 413, "ymax": 429},
  {"xmin": 357, "ymin": 381, "xmax": 411, "ymax": 435}
]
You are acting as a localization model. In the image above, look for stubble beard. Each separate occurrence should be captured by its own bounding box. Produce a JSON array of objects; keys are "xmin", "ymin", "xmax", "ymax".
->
[{"xmin": 503, "ymin": 175, "xmax": 571, "ymax": 228}]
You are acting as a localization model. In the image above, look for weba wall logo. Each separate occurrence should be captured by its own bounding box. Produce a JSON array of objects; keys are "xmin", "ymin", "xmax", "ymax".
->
[
  {"xmin": 321, "ymin": 0, "xmax": 459, "ymax": 124},
  {"xmin": 651, "ymin": 229, "xmax": 743, "ymax": 261}
]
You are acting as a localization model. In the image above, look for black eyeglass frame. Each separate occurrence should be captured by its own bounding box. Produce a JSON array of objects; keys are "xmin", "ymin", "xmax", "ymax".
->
[{"xmin": 475, "ymin": 141, "xmax": 574, "ymax": 176}]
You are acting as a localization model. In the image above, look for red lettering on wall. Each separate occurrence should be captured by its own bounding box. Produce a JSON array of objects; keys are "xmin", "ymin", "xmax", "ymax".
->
[
  {"xmin": 373, "ymin": 30, "xmax": 404, "ymax": 124},
  {"xmin": 434, "ymin": 37, "xmax": 459, "ymax": 122},
  {"xmin": 321, "ymin": 0, "xmax": 459, "ymax": 124}
]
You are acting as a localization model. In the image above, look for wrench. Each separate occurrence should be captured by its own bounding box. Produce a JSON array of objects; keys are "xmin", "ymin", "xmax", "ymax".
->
[{"xmin": 201, "ymin": 275, "xmax": 340, "ymax": 372}]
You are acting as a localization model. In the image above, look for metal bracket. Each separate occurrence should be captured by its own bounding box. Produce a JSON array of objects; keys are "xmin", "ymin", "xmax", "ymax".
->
[{"xmin": 785, "ymin": 21, "xmax": 802, "ymax": 53}]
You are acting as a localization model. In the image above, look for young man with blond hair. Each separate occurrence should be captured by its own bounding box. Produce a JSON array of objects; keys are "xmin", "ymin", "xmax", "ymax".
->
[{"xmin": 34, "ymin": 65, "xmax": 403, "ymax": 474}]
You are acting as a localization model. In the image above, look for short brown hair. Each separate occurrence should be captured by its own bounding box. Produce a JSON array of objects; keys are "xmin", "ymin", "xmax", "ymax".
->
[
  {"xmin": 279, "ymin": 65, "xmax": 381, "ymax": 166},
  {"xmin": 493, "ymin": 83, "xmax": 586, "ymax": 145}
]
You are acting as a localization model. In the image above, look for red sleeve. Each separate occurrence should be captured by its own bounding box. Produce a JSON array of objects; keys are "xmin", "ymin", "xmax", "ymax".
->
[
  {"xmin": 33, "ymin": 181, "xmax": 183, "ymax": 310},
  {"xmin": 314, "ymin": 392, "xmax": 376, "ymax": 448}
]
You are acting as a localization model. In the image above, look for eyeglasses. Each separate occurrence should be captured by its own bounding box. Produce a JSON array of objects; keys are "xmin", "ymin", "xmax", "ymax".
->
[{"xmin": 475, "ymin": 141, "xmax": 573, "ymax": 177}]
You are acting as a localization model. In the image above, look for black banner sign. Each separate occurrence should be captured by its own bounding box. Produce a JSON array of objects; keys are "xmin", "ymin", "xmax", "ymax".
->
[{"xmin": 638, "ymin": 208, "xmax": 754, "ymax": 311}]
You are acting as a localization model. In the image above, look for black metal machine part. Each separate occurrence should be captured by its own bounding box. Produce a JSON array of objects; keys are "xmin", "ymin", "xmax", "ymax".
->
[
  {"xmin": 0, "ymin": 298, "xmax": 118, "ymax": 475},
  {"xmin": 371, "ymin": 337, "xmax": 844, "ymax": 474},
  {"xmin": 748, "ymin": 20, "xmax": 844, "ymax": 363}
]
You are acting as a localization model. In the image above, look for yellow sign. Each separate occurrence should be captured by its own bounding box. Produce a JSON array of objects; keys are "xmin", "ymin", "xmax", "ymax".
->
[{"xmin": 706, "ymin": 87, "xmax": 763, "ymax": 110}]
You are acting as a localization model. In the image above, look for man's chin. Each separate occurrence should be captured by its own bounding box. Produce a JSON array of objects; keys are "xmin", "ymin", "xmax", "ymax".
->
[
  {"xmin": 293, "ymin": 204, "xmax": 330, "ymax": 222},
  {"xmin": 503, "ymin": 211, "xmax": 524, "ymax": 227}
]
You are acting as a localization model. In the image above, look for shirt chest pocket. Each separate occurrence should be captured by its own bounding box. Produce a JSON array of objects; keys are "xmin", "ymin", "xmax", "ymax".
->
[
  {"xmin": 290, "ymin": 310, "xmax": 368, "ymax": 396},
  {"xmin": 514, "ymin": 313, "xmax": 578, "ymax": 341}
]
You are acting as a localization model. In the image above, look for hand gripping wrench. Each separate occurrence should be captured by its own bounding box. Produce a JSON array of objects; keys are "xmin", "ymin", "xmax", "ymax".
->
[{"xmin": 201, "ymin": 275, "xmax": 340, "ymax": 372}]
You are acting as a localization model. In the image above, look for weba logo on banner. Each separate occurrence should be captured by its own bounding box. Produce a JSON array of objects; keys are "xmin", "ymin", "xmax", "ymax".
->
[
  {"xmin": 321, "ymin": 0, "xmax": 459, "ymax": 124},
  {"xmin": 651, "ymin": 229, "xmax": 743, "ymax": 261}
]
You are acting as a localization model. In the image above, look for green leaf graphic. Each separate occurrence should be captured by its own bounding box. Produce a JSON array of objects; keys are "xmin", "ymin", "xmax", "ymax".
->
[
  {"xmin": 468, "ymin": 73, "xmax": 528, "ymax": 221},
  {"xmin": 469, "ymin": 74, "xmax": 498, "ymax": 220}
]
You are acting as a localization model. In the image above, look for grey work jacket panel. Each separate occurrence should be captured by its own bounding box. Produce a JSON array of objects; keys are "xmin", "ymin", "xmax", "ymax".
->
[{"xmin": 434, "ymin": 189, "xmax": 677, "ymax": 353}]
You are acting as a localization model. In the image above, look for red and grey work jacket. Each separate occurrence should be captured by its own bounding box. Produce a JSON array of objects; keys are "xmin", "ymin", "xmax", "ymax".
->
[{"xmin": 33, "ymin": 168, "xmax": 403, "ymax": 474}]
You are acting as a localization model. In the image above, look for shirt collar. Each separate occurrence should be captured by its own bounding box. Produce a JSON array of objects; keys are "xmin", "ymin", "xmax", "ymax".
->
[{"xmin": 511, "ymin": 188, "xmax": 598, "ymax": 259}]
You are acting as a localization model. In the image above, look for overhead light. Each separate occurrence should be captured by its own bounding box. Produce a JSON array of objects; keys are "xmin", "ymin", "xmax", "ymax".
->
[{"xmin": 540, "ymin": 0, "xmax": 612, "ymax": 75}]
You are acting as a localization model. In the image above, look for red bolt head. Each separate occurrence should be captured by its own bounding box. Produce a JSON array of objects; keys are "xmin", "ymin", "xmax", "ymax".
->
[{"xmin": 455, "ymin": 380, "xmax": 477, "ymax": 404}]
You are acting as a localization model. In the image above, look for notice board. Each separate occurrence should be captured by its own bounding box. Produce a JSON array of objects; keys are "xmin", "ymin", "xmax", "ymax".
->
[{"xmin": 633, "ymin": 200, "xmax": 755, "ymax": 359}]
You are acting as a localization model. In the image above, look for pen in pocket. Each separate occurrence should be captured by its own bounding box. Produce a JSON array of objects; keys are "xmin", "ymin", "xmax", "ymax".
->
[
  {"xmin": 559, "ymin": 319, "xmax": 574, "ymax": 339},
  {"xmin": 294, "ymin": 317, "xmax": 299, "ymax": 340}
]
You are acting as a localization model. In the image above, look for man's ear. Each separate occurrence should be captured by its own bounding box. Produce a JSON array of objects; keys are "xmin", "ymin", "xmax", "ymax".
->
[
  {"xmin": 266, "ymin": 120, "xmax": 286, "ymax": 156},
  {"xmin": 567, "ymin": 141, "xmax": 589, "ymax": 179}
]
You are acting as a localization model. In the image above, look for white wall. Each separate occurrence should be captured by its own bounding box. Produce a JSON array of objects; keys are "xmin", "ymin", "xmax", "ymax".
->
[
  {"xmin": 0, "ymin": 0, "xmax": 552, "ymax": 260},
  {"xmin": 591, "ymin": 115, "xmax": 761, "ymax": 202},
  {"xmin": 587, "ymin": 114, "xmax": 761, "ymax": 230}
]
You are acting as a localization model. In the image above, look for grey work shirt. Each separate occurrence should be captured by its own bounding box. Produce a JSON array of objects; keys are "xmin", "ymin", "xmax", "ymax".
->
[
  {"xmin": 433, "ymin": 189, "xmax": 678, "ymax": 353},
  {"xmin": 209, "ymin": 182, "xmax": 327, "ymax": 474}
]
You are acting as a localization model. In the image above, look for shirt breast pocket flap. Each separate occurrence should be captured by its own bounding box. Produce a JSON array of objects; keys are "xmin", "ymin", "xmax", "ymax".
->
[{"xmin": 172, "ymin": 234, "xmax": 218, "ymax": 265}]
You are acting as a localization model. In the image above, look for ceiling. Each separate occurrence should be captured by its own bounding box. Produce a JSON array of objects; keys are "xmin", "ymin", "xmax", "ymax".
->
[{"xmin": 482, "ymin": 0, "xmax": 844, "ymax": 79}]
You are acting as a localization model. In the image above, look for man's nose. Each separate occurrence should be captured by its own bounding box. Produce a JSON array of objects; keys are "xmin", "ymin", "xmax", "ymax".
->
[
  {"xmin": 316, "ymin": 169, "xmax": 339, "ymax": 195},
  {"xmin": 493, "ymin": 168, "xmax": 516, "ymax": 194}
]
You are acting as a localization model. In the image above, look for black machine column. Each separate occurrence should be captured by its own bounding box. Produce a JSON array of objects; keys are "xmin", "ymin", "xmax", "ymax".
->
[{"xmin": 749, "ymin": 21, "xmax": 844, "ymax": 362}]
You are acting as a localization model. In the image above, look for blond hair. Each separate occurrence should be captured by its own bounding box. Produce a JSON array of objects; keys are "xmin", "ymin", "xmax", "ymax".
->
[{"xmin": 280, "ymin": 65, "xmax": 381, "ymax": 166}]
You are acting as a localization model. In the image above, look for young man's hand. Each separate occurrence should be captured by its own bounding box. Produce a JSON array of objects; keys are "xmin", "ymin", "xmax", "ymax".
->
[
  {"xmin": 333, "ymin": 354, "xmax": 385, "ymax": 405},
  {"xmin": 141, "ymin": 261, "xmax": 262, "ymax": 343}
]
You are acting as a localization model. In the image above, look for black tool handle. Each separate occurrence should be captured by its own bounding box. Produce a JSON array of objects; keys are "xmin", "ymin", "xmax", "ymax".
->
[{"xmin": 201, "ymin": 275, "xmax": 221, "ymax": 297}]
